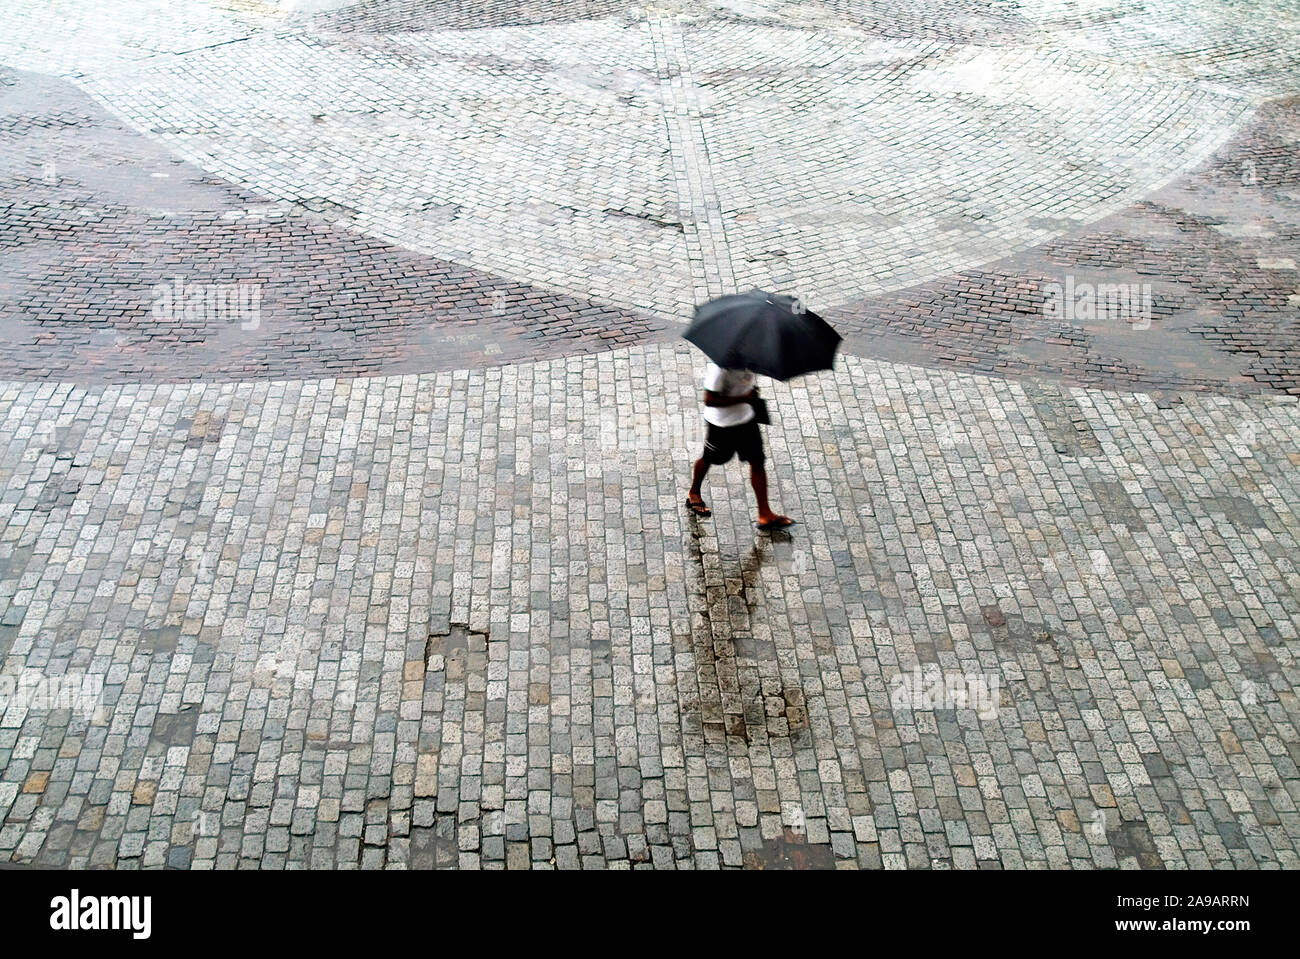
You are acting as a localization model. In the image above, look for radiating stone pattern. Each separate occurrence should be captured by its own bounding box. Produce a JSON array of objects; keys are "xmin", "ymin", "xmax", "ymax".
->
[{"xmin": 2, "ymin": 0, "xmax": 1297, "ymax": 318}]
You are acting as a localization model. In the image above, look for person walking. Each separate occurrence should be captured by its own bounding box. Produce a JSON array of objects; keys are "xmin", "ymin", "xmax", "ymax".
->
[{"xmin": 685, "ymin": 361, "xmax": 794, "ymax": 530}]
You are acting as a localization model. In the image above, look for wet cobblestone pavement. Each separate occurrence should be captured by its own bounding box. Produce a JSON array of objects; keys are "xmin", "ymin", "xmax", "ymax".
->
[{"xmin": 0, "ymin": 0, "xmax": 1298, "ymax": 869}]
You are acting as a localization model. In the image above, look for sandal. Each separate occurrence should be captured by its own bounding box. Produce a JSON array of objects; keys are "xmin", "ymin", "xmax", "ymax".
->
[
  {"xmin": 757, "ymin": 516, "xmax": 796, "ymax": 530},
  {"xmin": 685, "ymin": 497, "xmax": 711, "ymax": 517}
]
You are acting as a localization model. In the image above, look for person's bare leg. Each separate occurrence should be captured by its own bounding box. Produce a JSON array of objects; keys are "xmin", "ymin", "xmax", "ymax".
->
[
  {"xmin": 750, "ymin": 463, "xmax": 792, "ymax": 527},
  {"xmin": 687, "ymin": 457, "xmax": 711, "ymax": 514}
]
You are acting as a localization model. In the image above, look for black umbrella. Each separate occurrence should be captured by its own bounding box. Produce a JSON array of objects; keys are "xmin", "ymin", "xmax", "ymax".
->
[{"xmin": 683, "ymin": 288, "xmax": 841, "ymax": 381}]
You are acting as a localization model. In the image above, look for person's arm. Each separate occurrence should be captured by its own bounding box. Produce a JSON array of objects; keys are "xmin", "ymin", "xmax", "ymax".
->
[{"xmin": 703, "ymin": 388, "xmax": 758, "ymax": 407}]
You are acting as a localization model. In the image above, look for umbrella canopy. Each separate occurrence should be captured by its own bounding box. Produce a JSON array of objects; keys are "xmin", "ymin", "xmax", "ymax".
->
[{"xmin": 683, "ymin": 289, "xmax": 841, "ymax": 381}]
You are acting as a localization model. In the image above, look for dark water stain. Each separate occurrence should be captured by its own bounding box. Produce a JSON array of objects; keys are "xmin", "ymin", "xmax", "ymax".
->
[
  {"xmin": 425, "ymin": 623, "xmax": 489, "ymax": 679},
  {"xmin": 409, "ymin": 814, "xmax": 459, "ymax": 870},
  {"xmin": 149, "ymin": 704, "xmax": 199, "ymax": 751},
  {"xmin": 743, "ymin": 827, "xmax": 836, "ymax": 870},
  {"xmin": 139, "ymin": 626, "xmax": 182, "ymax": 653},
  {"xmin": 1110, "ymin": 819, "xmax": 1164, "ymax": 869}
]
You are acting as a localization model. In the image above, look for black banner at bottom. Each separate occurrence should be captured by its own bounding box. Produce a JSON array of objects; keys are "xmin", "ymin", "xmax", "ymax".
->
[{"xmin": 0, "ymin": 866, "xmax": 1278, "ymax": 948}]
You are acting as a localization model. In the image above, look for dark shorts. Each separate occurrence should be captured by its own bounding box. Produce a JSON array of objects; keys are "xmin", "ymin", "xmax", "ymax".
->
[{"xmin": 703, "ymin": 420, "xmax": 765, "ymax": 466}]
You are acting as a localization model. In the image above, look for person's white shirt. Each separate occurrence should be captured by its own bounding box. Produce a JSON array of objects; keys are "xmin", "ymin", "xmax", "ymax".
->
[{"xmin": 702, "ymin": 363, "xmax": 756, "ymax": 427}]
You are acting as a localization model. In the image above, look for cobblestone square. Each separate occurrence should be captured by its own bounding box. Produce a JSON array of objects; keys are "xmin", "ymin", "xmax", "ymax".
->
[{"xmin": 1, "ymin": 0, "xmax": 1298, "ymax": 869}]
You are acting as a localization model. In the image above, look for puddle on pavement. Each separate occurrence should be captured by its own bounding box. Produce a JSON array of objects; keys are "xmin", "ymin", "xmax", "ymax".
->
[
  {"xmin": 742, "ymin": 827, "xmax": 836, "ymax": 870},
  {"xmin": 682, "ymin": 532, "xmax": 811, "ymax": 748},
  {"xmin": 148, "ymin": 704, "xmax": 199, "ymax": 751},
  {"xmin": 409, "ymin": 814, "xmax": 459, "ymax": 870},
  {"xmin": 425, "ymin": 623, "xmax": 489, "ymax": 677},
  {"xmin": 1110, "ymin": 819, "xmax": 1165, "ymax": 869}
]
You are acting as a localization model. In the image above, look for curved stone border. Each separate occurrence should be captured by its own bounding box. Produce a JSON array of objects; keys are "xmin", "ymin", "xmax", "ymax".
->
[
  {"xmin": 0, "ymin": 69, "xmax": 670, "ymax": 384},
  {"xmin": 1, "ymin": 67, "xmax": 1295, "ymax": 392}
]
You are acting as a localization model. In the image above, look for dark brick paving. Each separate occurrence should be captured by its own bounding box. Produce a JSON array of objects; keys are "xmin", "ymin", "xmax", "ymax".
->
[
  {"xmin": 774, "ymin": 0, "xmax": 1040, "ymax": 41},
  {"xmin": 0, "ymin": 68, "xmax": 670, "ymax": 384},
  {"xmin": 830, "ymin": 97, "xmax": 1300, "ymax": 398},
  {"xmin": 307, "ymin": 0, "xmax": 637, "ymax": 34},
  {"xmin": 1, "ymin": 68, "xmax": 1298, "ymax": 394}
]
